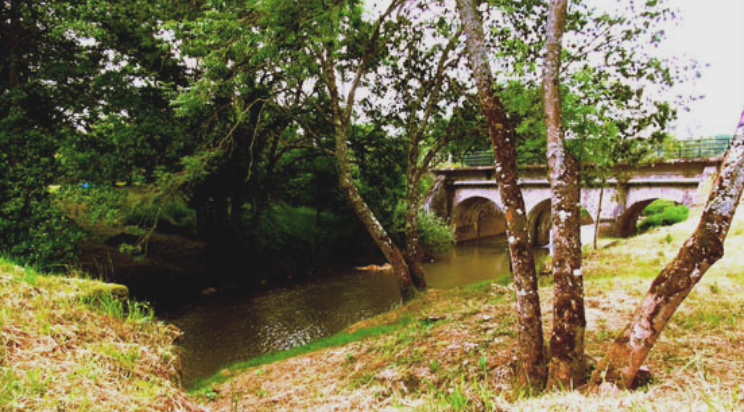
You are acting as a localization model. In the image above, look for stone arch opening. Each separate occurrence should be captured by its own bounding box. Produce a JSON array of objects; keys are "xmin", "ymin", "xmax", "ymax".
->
[
  {"xmin": 528, "ymin": 200, "xmax": 596, "ymax": 246},
  {"xmin": 452, "ymin": 197, "xmax": 506, "ymax": 242},
  {"xmin": 618, "ymin": 198, "xmax": 687, "ymax": 237},
  {"xmin": 528, "ymin": 199, "xmax": 552, "ymax": 247}
]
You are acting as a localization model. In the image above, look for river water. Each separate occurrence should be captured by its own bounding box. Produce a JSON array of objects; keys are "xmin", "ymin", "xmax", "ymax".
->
[{"xmin": 160, "ymin": 237, "xmax": 548, "ymax": 386}]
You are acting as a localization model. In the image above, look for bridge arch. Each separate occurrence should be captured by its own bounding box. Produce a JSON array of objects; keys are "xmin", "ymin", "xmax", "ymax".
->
[
  {"xmin": 528, "ymin": 199, "xmax": 552, "ymax": 247},
  {"xmin": 617, "ymin": 197, "xmax": 685, "ymax": 237},
  {"xmin": 451, "ymin": 196, "xmax": 506, "ymax": 242},
  {"xmin": 528, "ymin": 199, "xmax": 597, "ymax": 246}
]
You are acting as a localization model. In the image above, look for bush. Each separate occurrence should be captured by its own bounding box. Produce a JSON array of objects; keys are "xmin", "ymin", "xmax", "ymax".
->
[
  {"xmin": 120, "ymin": 191, "xmax": 197, "ymax": 236},
  {"xmin": 637, "ymin": 200, "xmax": 689, "ymax": 233},
  {"xmin": 58, "ymin": 185, "xmax": 198, "ymax": 236},
  {"xmin": 417, "ymin": 211, "xmax": 456, "ymax": 256},
  {"xmin": 641, "ymin": 199, "xmax": 677, "ymax": 216},
  {"xmin": 253, "ymin": 204, "xmax": 358, "ymax": 269},
  {"xmin": 392, "ymin": 203, "xmax": 455, "ymax": 257},
  {"xmin": 0, "ymin": 197, "xmax": 84, "ymax": 268}
]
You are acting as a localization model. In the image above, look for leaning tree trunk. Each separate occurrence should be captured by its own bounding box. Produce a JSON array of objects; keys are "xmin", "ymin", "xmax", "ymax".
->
[
  {"xmin": 456, "ymin": 0, "xmax": 547, "ymax": 387},
  {"xmin": 592, "ymin": 108, "xmax": 744, "ymax": 388},
  {"xmin": 542, "ymin": 0, "xmax": 586, "ymax": 389},
  {"xmin": 334, "ymin": 124, "xmax": 417, "ymax": 301}
]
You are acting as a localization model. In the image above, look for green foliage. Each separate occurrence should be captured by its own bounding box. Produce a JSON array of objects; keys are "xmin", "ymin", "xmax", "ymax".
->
[
  {"xmin": 637, "ymin": 200, "xmax": 690, "ymax": 233},
  {"xmin": 416, "ymin": 212, "xmax": 456, "ymax": 256},
  {"xmin": 57, "ymin": 184, "xmax": 198, "ymax": 238},
  {"xmin": 57, "ymin": 185, "xmax": 126, "ymax": 227},
  {"xmin": 120, "ymin": 191, "xmax": 197, "ymax": 236},
  {"xmin": 641, "ymin": 199, "xmax": 678, "ymax": 216},
  {"xmin": 392, "ymin": 205, "xmax": 455, "ymax": 257},
  {"xmin": 254, "ymin": 204, "xmax": 358, "ymax": 267}
]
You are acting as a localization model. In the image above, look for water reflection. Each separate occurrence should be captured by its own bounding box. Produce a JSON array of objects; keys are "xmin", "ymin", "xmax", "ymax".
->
[
  {"xmin": 162, "ymin": 236, "xmax": 548, "ymax": 386},
  {"xmin": 425, "ymin": 237, "xmax": 549, "ymax": 288},
  {"xmin": 161, "ymin": 270, "xmax": 401, "ymax": 386}
]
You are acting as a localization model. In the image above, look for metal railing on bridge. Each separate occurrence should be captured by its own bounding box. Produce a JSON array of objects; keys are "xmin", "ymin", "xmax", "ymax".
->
[
  {"xmin": 460, "ymin": 137, "xmax": 731, "ymax": 167},
  {"xmin": 652, "ymin": 137, "xmax": 732, "ymax": 159}
]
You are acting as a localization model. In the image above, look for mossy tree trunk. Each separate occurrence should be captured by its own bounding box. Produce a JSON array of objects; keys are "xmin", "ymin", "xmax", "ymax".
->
[
  {"xmin": 455, "ymin": 0, "xmax": 547, "ymax": 388},
  {"xmin": 541, "ymin": 0, "xmax": 587, "ymax": 388},
  {"xmin": 592, "ymin": 108, "xmax": 744, "ymax": 388}
]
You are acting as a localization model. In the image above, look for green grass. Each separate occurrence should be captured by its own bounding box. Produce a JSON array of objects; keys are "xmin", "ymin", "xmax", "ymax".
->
[{"xmin": 0, "ymin": 256, "xmax": 197, "ymax": 411}]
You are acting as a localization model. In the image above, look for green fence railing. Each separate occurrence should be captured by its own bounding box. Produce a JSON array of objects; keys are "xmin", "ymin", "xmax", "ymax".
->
[
  {"xmin": 460, "ymin": 137, "xmax": 731, "ymax": 167},
  {"xmin": 652, "ymin": 137, "xmax": 732, "ymax": 159}
]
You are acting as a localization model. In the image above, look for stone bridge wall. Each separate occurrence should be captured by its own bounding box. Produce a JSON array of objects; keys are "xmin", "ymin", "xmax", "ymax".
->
[{"xmin": 426, "ymin": 158, "xmax": 721, "ymax": 243}]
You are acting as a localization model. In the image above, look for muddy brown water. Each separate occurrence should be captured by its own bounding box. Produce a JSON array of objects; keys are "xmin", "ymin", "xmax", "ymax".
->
[{"xmin": 159, "ymin": 237, "xmax": 548, "ymax": 387}]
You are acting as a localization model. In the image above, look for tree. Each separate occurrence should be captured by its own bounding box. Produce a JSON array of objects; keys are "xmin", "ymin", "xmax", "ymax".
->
[
  {"xmin": 593, "ymin": 109, "xmax": 744, "ymax": 388},
  {"xmin": 455, "ymin": 0, "xmax": 547, "ymax": 387},
  {"xmin": 215, "ymin": 0, "xmax": 419, "ymax": 299},
  {"xmin": 0, "ymin": 0, "xmax": 203, "ymax": 265},
  {"xmin": 369, "ymin": 5, "xmax": 469, "ymax": 288},
  {"xmin": 541, "ymin": 0, "xmax": 586, "ymax": 388},
  {"xmin": 453, "ymin": 0, "xmax": 691, "ymax": 389}
]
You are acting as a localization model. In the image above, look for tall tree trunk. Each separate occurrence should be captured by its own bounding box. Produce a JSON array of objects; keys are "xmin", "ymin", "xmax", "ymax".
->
[
  {"xmin": 593, "ymin": 183, "xmax": 605, "ymax": 250},
  {"xmin": 592, "ymin": 108, "xmax": 744, "ymax": 388},
  {"xmin": 404, "ymin": 193, "xmax": 427, "ymax": 289},
  {"xmin": 318, "ymin": 4, "xmax": 417, "ymax": 301},
  {"xmin": 0, "ymin": 0, "xmax": 6, "ymax": 90},
  {"xmin": 8, "ymin": 0, "xmax": 21, "ymax": 88},
  {"xmin": 542, "ymin": 0, "xmax": 586, "ymax": 388},
  {"xmin": 405, "ymin": 144, "xmax": 427, "ymax": 289},
  {"xmin": 455, "ymin": 0, "xmax": 546, "ymax": 387},
  {"xmin": 334, "ymin": 123, "xmax": 417, "ymax": 301}
]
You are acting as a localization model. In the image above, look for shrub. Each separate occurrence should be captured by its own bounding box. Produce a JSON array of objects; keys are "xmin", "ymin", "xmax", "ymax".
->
[
  {"xmin": 417, "ymin": 211, "xmax": 456, "ymax": 256},
  {"xmin": 637, "ymin": 200, "xmax": 689, "ymax": 233},
  {"xmin": 392, "ymin": 203, "xmax": 455, "ymax": 257},
  {"xmin": 120, "ymin": 191, "xmax": 197, "ymax": 236},
  {"xmin": 641, "ymin": 199, "xmax": 677, "ymax": 216},
  {"xmin": 253, "ymin": 204, "xmax": 358, "ymax": 269}
]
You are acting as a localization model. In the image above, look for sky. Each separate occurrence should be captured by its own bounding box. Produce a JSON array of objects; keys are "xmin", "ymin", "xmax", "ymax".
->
[{"xmin": 659, "ymin": 0, "xmax": 744, "ymax": 138}]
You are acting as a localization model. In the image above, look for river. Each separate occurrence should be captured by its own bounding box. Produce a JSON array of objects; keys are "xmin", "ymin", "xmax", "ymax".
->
[{"xmin": 160, "ymin": 237, "xmax": 549, "ymax": 387}]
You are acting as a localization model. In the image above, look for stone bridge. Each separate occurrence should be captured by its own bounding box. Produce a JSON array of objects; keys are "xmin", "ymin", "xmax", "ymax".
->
[{"xmin": 424, "ymin": 158, "xmax": 722, "ymax": 244}]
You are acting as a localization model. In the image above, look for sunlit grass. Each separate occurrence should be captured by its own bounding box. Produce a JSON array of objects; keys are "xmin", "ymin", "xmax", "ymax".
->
[{"xmin": 0, "ymin": 258, "xmax": 197, "ymax": 411}]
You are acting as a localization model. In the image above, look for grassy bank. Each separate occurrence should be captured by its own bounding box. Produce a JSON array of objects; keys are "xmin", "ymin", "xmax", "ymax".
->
[
  {"xmin": 0, "ymin": 260, "xmax": 203, "ymax": 412},
  {"xmin": 200, "ymin": 209, "xmax": 744, "ymax": 412}
]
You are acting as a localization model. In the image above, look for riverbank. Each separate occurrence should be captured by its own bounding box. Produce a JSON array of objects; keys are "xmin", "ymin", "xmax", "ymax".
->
[
  {"xmin": 0, "ymin": 259, "xmax": 204, "ymax": 412},
  {"xmin": 198, "ymin": 209, "xmax": 744, "ymax": 412}
]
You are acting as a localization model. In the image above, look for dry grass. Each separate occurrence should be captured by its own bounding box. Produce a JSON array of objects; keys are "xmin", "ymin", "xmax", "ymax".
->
[
  {"xmin": 0, "ymin": 261, "xmax": 205, "ymax": 412},
  {"xmin": 203, "ymin": 208, "xmax": 744, "ymax": 412}
]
